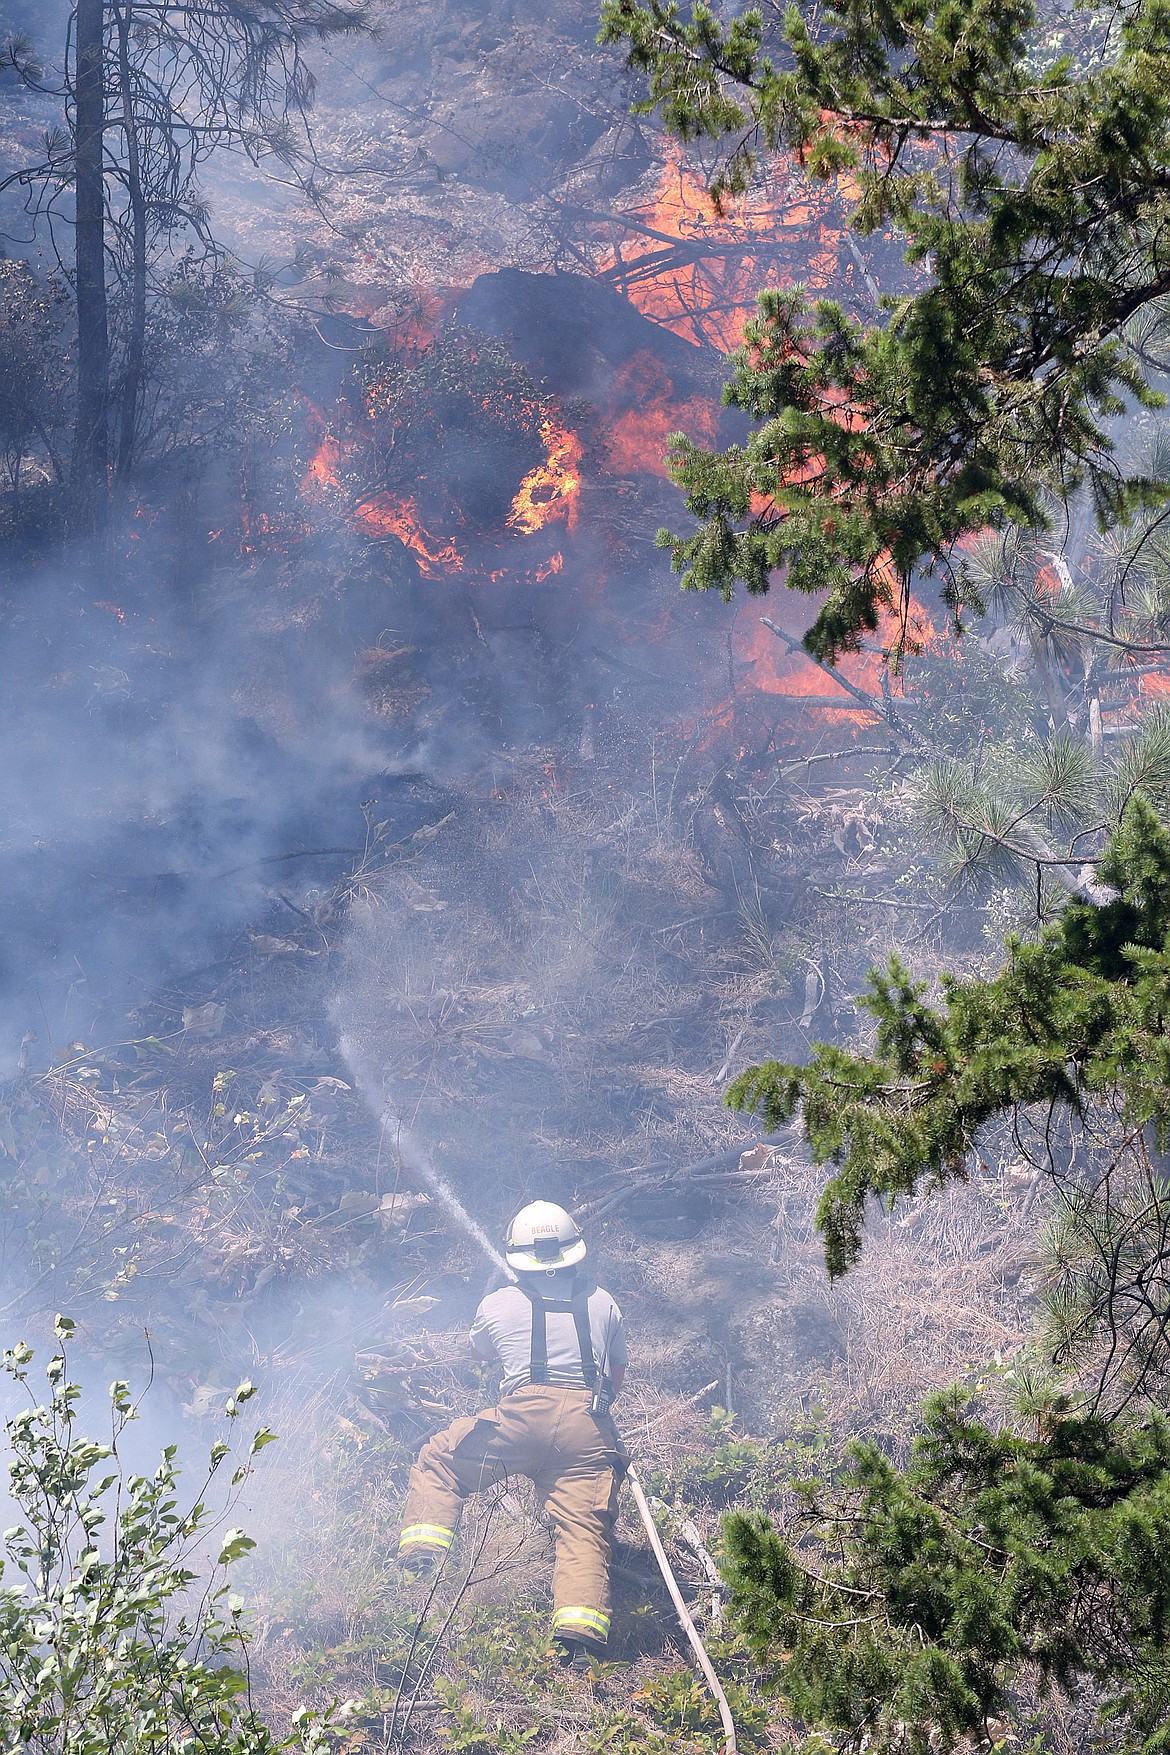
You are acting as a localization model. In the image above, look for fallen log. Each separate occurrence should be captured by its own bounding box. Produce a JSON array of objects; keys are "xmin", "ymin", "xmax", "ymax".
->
[{"xmin": 574, "ymin": 1135, "xmax": 787, "ymax": 1222}]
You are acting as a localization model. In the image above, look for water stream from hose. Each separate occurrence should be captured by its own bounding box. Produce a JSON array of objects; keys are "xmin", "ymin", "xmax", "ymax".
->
[{"xmin": 338, "ymin": 1032, "xmax": 509, "ymax": 1274}]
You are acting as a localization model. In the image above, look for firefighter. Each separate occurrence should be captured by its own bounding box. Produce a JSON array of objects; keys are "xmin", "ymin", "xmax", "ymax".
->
[{"xmin": 397, "ymin": 1200, "xmax": 628, "ymax": 1666}]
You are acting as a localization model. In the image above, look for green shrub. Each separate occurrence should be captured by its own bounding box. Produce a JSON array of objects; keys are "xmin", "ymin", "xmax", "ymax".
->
[{"xmin": 0, "ymin": 1316, "xmax": 326, "ymax": 1755}]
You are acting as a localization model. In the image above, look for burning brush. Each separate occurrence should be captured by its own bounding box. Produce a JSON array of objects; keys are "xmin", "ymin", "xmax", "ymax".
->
[{"xmin": 304, "ymin": 327, "xmax": 582, "ymax": 580}]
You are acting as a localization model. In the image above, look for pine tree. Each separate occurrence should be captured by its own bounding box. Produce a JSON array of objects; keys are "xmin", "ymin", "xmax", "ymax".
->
[
  {"xmin": 720, "ymin": 795, "xmax": 1170, "ymax": 1748},
  {"xmin": 729, "ymin": 793, "xmax": 1170, "ymax": 1280},
  {"xmin": 722, "ymin": 1393, "xmax": 1170, "ymax": 1754},
  {"xmin": 599, "ymin": 0, "xmax": 1170, "ymax": 659},
  {"xmin": 2, "ymin": 0, "xmax": 370, "ymax": 513}
]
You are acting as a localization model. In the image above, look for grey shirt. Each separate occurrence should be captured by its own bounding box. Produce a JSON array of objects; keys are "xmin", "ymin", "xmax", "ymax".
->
[{"xmin": 470, "ymin": 1274, "xmax": 627, "ymax": 1397}]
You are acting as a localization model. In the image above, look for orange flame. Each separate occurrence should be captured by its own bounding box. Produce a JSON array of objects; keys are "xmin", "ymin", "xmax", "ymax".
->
[
  {"xmin": 302, "ymin": 400, "xmax": 580, "ymax": 578},
  {"xmin": 600, "ymin": 141, "xmax": 860, "ymax": 353},
  {"xmin": 353, "ymin": 493, "xmax": 465, "ymax": 576},
  {"xmin": 508, "ymin": 416, "xmax": 583, "ymax": 534},
  {"xmin": 606, "ymin": 351, "xmax": 719, "ymax": 477},
  {"xmin": 301, "ymin": 418, "xmax": 466, "ymax": 575},
  {"xmin": 303, "ymin": 430, "xmax": 346, "ymax": 495},
  {"xmin": 730, "ymin": 593, "xmax": 939, "ymax": 731}
]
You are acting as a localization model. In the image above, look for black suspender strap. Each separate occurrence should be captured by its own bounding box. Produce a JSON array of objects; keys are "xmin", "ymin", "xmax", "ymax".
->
[
  {"xmin": 571, "ymin": 1289, "xmax": 598, "ymax": 1389},
  {"xmin": 518, "ymin": 1281, "xmax": 601, "ymax": 1389},
  {"xmin": 528, "ymin": 1291, "xmax": 549, "ymax": 1384}
]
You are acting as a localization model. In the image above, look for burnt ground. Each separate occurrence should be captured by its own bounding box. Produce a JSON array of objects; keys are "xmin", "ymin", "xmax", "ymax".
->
[
  {"xmin": 0, "ymin": 679, "xmax": 1041, "ymax": 1747},
  {"xmin": 0, "ymin": 418, "xmax": 1043, "ymax": 1735}
]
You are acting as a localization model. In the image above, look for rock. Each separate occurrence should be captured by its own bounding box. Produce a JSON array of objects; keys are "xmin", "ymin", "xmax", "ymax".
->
[{"xmin": 336, "ymin": 1189, "xmax": 382, "ymax": 1215}]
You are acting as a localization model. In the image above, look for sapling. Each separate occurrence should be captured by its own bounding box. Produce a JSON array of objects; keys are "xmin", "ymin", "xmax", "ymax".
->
[{"xmin": 0, "ymin": 1315, "xmax": 327, "ymax": 1755}]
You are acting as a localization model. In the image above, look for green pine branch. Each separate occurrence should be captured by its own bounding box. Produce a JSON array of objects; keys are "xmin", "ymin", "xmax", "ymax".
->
[
  {"xmin": 600, "ymin": 0, "xmax": 1170, "ymax": 658},
  {"xmin": 727, "ymin": 792, "xmax": 1170, "ymax": 1277},
  {"xmin": 723, "ymin": 1390, "xmax": 1170, "ymax": 1753}
]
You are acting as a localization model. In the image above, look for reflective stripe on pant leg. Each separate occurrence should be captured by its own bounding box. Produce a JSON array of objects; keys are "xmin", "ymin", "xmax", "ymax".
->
[
  {"xmin": 399, "ymin": 1400, "xmax": 534, "ymax": 1564},
  {"xmin": 398, "ymin": 1522, "xmax": 455, "ymax": 1554},
  {"xmin": 538, "ymin": 1402, "xmax": 621, "ymax": 1645},
  {"xmin": 552, "ymin": 1605, "xmax": 611, "ymax": 1642},
  {"xmin": 398, "ymin": 1411, "xmax": 486, "ymax": 1560}
]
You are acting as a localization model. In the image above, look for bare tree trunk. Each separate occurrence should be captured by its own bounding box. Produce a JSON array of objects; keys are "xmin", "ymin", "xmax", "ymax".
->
[
  {"xmin": 1028, "ymin": 628, "xmax": 1070, "ymax": 730},
  {"xmin": 114, "ymin": 0, "xmax": 146, "ymax": 481},
  {"xmin": 72, "ymin": 0, "xmax": 109, "ymax": 520}
]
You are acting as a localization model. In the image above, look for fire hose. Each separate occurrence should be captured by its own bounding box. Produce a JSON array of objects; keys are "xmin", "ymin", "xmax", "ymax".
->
[{"xmin": 625, "ymin": 1461, "xmax": 738, "ymax": 1755}]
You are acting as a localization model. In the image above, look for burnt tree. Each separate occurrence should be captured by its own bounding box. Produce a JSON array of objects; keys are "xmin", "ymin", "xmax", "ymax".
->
[
  {"xmin": 2, "ymin": 0, "xmax": 371, "ymax": 520},
  {"xmin": 73, "ymin": 0, "xmax": 109, "ymax": 512}
]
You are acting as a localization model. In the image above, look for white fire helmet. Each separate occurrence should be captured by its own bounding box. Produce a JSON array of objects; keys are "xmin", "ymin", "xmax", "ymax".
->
[{"xmin": 505, "ymin": 1200, "xmax": 587, "ymax": 1273}]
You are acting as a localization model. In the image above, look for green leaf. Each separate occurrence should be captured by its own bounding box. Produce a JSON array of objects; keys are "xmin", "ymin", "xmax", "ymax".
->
[{"xmin": 217, "ymin": 1528, "xmax": 256, "ymax": 1564}]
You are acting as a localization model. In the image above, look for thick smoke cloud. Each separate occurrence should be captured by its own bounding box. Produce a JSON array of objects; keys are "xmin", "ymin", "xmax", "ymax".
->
[{"xmin": 0, "ymin": 555, "xmax": 390, "ymax": 1072}]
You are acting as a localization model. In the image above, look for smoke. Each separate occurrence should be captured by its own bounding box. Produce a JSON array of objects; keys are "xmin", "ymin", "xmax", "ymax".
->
[
  {"xmin": 0, "ymin": 58, "xmax": 889, "ymax": 1447},
  {"xmin": 0, "ymin": 13, "xmax": 926, "ymax": 1716},
  {"xmin": 0, "ymin": 556, "xmax": 393, "ymax": 1073},
  {"xmin": 336, "ymin": 1025, "xmax": 509, "ymax": 1273},
  {"xmin": 0, "ymin": 516, "xmax": 729, "ymax": 1077}
]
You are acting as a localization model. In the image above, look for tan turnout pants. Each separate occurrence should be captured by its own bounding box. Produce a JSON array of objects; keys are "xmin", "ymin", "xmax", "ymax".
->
[{"xmin": 398, "ymin": 1385, "xmax": 626, "ymax": 1646}]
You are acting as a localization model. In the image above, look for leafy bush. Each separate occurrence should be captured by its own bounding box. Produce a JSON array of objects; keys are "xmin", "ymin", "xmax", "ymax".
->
[
  {"xmin": 0, "ymin": 1316, "xmax": 325, "ymax": 1755},
  {"xmin": 634, "ymin": 1653, "xmax": 770, "ymax": 1749},
  {"xmin": 357, "ymin": 328, "xmax": 552, "ymax": 529}
]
